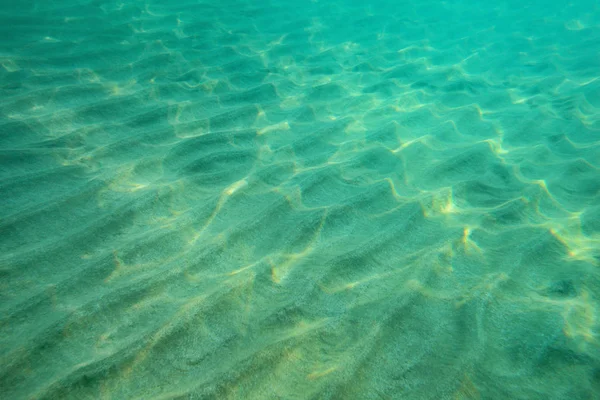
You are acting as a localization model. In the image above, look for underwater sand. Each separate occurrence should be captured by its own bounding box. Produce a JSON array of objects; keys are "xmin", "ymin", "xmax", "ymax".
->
[{"xmin": 1, "ymin": 0, "xmax": 600, "ymax": 398}]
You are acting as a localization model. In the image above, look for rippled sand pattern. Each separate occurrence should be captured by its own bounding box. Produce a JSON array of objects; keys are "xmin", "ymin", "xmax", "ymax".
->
[{"xmin": 1, "ymin": 0, "xmax": 600, "ymax": 398}]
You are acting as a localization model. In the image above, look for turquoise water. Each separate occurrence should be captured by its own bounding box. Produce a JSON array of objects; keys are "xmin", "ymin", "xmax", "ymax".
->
[{"xmin": 1, "ymin": 0, "xmax": 600, "ymax": 398}]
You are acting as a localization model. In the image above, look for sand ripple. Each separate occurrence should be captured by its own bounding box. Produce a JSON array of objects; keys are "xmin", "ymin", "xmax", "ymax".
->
[{"xmin": 1, "ymin": 0, "xmax": 600, "ymax": 398}]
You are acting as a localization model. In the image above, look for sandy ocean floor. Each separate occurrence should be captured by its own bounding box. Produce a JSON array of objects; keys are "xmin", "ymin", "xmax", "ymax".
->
[{"xmin": 1, "ymin": 0, "xmax": 600, "ymax": 398}]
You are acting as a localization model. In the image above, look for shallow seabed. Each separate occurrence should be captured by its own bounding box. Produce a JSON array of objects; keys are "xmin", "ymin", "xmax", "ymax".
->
[{"xmin": 1, "ymin": 0, "xmax": 600, "ymax": 398}]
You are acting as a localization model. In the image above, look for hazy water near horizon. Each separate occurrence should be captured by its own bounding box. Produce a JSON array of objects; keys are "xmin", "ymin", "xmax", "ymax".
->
[{"xmin": 1, "ymin": 0, "xmax": 600, "ymax": 398}]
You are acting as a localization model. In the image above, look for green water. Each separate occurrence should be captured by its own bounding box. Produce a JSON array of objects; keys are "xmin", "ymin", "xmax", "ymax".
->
[{"xmin": 1, "ymin": 0, "xmax": 600, "ymax": 398}]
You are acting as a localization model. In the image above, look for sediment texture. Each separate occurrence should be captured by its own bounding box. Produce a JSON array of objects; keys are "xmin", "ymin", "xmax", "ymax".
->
[{"xmin": 1, "ymin": 0, "xmax": 600, "ymax": 398}]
